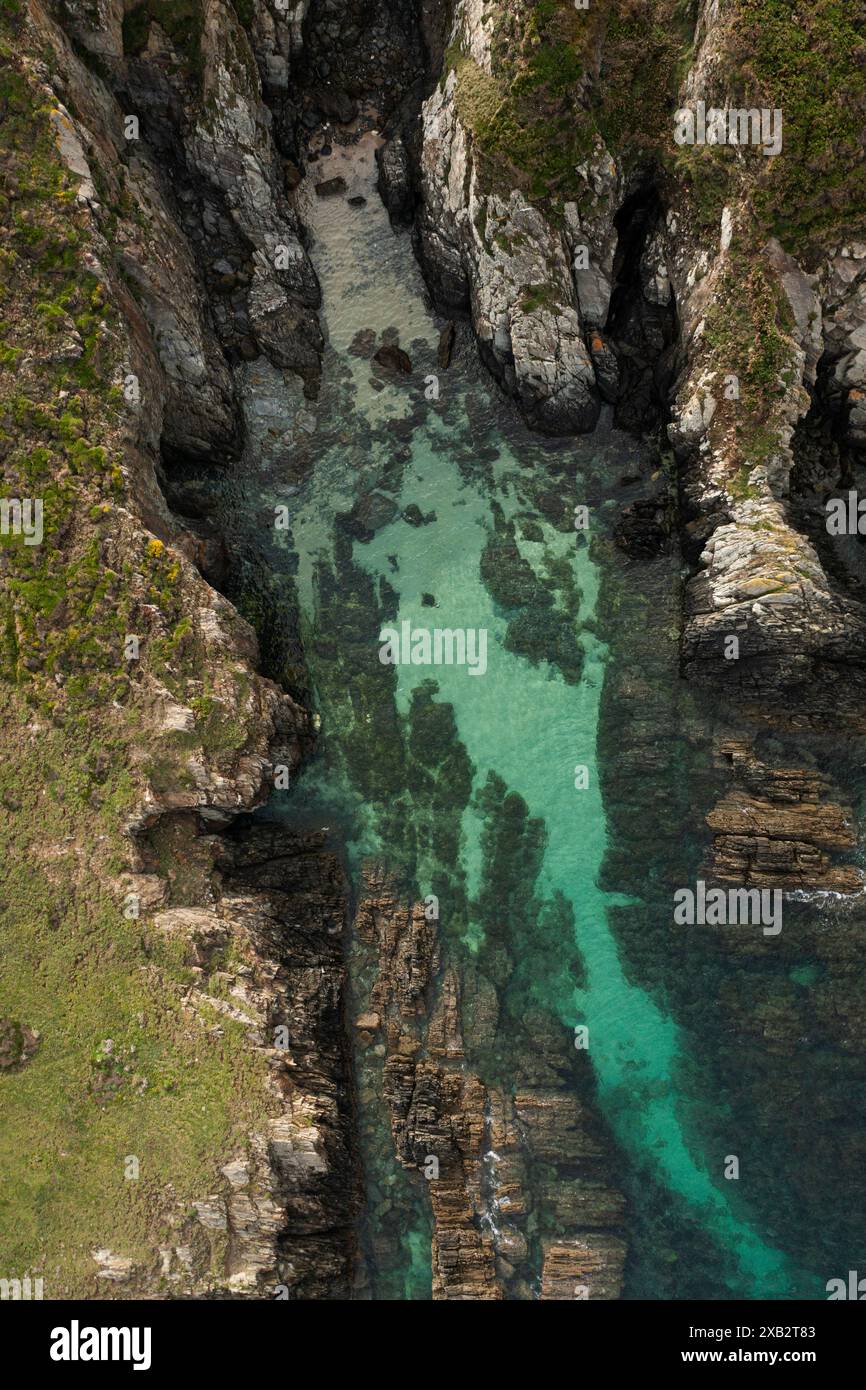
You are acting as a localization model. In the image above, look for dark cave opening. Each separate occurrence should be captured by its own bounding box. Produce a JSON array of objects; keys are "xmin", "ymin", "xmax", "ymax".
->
[{"xmin": 605, "ymin": 180, "xmax": 679, "ymax": 438}]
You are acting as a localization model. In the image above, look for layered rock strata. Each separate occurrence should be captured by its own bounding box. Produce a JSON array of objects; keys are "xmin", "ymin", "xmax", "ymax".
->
[{"xmin": 353, "ymin": 867, "xmax": 627, "ymax": 1300}]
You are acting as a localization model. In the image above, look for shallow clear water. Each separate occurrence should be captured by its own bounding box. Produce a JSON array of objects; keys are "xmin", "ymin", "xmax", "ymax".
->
[{"xmin": 172, "ymin": 129, "xmax": 866, "ymax": 1298}]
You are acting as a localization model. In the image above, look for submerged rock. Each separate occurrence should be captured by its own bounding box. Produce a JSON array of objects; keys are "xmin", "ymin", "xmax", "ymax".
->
[
  {"xmin": 341, "ymin": 491, "xmax": 399, "ymax": 542},
  {"xmin": 373, "ymin": 343, "xmax": 412, "ymax": 374},
  {"xmin": 349, "ymin": 326, "xmax": 377, "ymax": 358},
  {"xmin": 614, "ymin": 496, "xmax": 672, "ymax": 557},
  {"xmin": 315, "ymin": 176, "xmax": 348, "ymax": 199},
  {"xmin": 401, "ymin": 503, "xmax": 436, "ymax": 527}
]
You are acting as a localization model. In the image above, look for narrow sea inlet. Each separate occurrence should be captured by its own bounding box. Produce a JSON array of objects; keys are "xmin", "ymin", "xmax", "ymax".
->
[
  {"xmin": 207, "ymin": 130, "xmax": 824, "ymax": 1298},
  {"xmin": 6, "ymin": 0, "xmax": 866, "ymax": 1329}
]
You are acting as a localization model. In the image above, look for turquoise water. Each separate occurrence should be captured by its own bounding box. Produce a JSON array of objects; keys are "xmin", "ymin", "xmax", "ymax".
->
[{"xmin": 251, "ymin": 133, "xmax": 812, "ymax": 1297}]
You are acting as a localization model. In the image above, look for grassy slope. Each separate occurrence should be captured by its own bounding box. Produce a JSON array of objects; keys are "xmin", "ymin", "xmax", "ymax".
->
[
  {"xmin": 0, "ymin": 0, "xmax": 272, "ymax": 1295},
  {"xmin": 725, "ymin": 0, "xmax": 866, "ymax": 257}
]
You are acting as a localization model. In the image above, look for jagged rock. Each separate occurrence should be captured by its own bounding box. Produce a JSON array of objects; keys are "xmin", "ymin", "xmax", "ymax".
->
[
  {"xmin": 513, "ymin": 1091, "xmax": 607, "ymax": 1162},
  {"xmin": 614, "ymin": 496, "xmax": 671, "ymax": 556},
  {"xmin": 680, "ymin": 499, "xmax": 866, "ymax": 692},
  {"xmin": 211, "ymin": 823, "xmax": 357, "ymax": 1297},
  {"xmin": 437, "ymin": 320, "xmax": 456, "ymax": 369},
  {"xmin": 376, "ymin": 134, "xmax": 414, "ymax": 226},
  {"xmin": 539, "ymin": 1237, "xmax": 626, "ymax": 1300},
  {"xmin": 707, "ymin": 740, "xmax": 862, "ymax": 892},
  {"xmin": 91, "ymin": 1249, "xmax": 135, "ymax": 1283},
  {"xmin": 118, "ymin": 874, "xmax": 168, "ymax": 914},
  {"xmin": 248, "ymin": 276, "xmax": 324, "ymax": 378},
  {"xmin": 194, "ymin": 1198, "xmax": 228, "ymax": 1232},
  {"xmin": 587, "ymin": 329, "xmax": 619, "ymax": 402},
  {"xmin": 353, "ymin": 868, "xmax": 627, "ymax": 1300},
  {"xmin": 640, "ymin": 229, "xmax": 672, "ymax": 306},
  {"xmin": 308, "ymin": 87, "xmax": 358, "ymax": 125},
  {"xmin": 418, "ymin": 69, "xmax": 600, "ymax": 434}
]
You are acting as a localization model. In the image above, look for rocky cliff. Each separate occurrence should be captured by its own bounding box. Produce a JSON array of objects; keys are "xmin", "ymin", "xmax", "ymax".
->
[
  {"xmin": 414, "ymin": 0, "xmax": 866, "ymax": 665},
  {"xmin": 404, "ymin": 0, "xmax": 866, "ymax": 1289},
  {"xmin": 0, "ymin": 0, "xmax": 358, "ymax": 1297}
]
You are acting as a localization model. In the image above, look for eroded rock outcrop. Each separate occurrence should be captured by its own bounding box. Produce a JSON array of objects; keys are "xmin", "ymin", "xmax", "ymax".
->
[
  {"xmin": 707, "ymin": 741, "xmax": 860, "ymax": 894},
  {"xmin": 353, "ymin": 867, "xmax": 627, "ymax": 1300},
  {"xmin": 417, "ymin": 18, "xmax": 607, "ymax": 433},
  {"xmin": 416, "ymin": 0, "xmax": 866, "ymax": 699},
  {"xmin": 660, "ymin": 8, "xmax": 866, "ymax": 696}
]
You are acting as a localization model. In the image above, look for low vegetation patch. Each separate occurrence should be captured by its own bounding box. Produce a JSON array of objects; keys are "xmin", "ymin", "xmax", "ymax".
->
[{"xmin": 0, "ymin": 2, "xmax": 272, "ymax": 1294}]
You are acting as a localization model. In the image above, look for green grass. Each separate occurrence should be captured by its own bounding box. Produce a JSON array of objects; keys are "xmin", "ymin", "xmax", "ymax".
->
[
  {"xmin": 446, "ymin": 1, "xmax": 698, "ymax": 207},
  {"xmin": 723, "ymin": 0, "xmax": 866, "ymax": 256},
  {"xmin": 0, "ymin": 5, "xmax": 275, "ymax": 1293},
  {"xmin": 0, "ymin": 693, "xmax": 271, "ymax": 1291},
  {"xmin": 594, "ymin": 3, "xmax": 696, "ymax": 160},
  {"xmin": 519, "ymin": 283, "xmax": 561, "ymax": 314},
  {"xmin": 447, "ymin": 0, "xmax": 866, "ymax": 262},
  {"xmin": 702, "ymin": 261, "xmax": 801, "ymax": 471},
  {"xmin": 446, "ymin": 3, "xmax": 600, "ymax": 205}
]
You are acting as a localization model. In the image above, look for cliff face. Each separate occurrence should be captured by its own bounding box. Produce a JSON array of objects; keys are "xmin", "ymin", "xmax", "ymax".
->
[
  {"xmin": 663, "ymin": 3, "xmax": 866, "ymax": 698},
  {"xmin": 0, "ymin": 0, "xmax": 358, "ymax": 1297},
  {"xmin": 415, "ymin": 7, "xmax": 613, "ymax": 433},
  {"xmin": 407, "ymin": 0, "xmax": 866, "ymax": 1289},
  {"xmin": 415, "ymin": 0, "xmax": 866, "ymax": 691}
]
